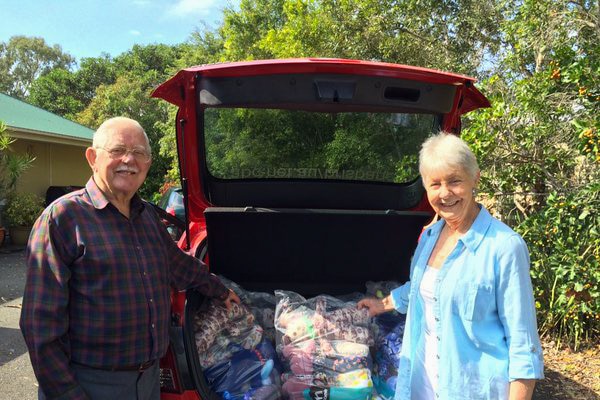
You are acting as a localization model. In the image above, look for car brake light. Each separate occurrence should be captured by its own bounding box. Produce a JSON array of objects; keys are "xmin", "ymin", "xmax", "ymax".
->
[{"xmin": 159, "ymin": 346, "xmax": 182, "ymax": 393}]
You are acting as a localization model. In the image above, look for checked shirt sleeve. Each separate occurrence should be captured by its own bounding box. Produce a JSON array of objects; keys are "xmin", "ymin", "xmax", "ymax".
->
[
  {"xmin": 19, "ymin": 211, "xmax": 89, "ymax": 400},
  {"xmin": 164, "ymin": 231, "xmax": 229, "ymax": 299}
]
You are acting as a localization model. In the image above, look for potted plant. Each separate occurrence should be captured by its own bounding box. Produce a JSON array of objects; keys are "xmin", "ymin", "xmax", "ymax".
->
[
  {"xmin": 0, "ymin": 120, "xmax": 35, "ymax": 247},
  {"xmin": 3, "ymin": 192, "xmax": 45, "ymax": 246}
]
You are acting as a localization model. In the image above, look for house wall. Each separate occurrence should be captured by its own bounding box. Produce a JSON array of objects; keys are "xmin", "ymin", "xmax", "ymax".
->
[{"xmin": 12, "ymin": 139, "xmax": 91, "ymax": 198}]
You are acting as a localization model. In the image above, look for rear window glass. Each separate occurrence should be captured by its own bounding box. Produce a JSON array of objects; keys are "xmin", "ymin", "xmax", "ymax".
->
[{"xmin": 204, "ymin": 108, "xmax": 438, "ymax": 184}]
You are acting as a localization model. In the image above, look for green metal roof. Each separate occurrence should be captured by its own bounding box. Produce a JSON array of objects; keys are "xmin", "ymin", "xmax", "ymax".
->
[{"xmin": 0, "ymin": 93, "xmax": 93, "ymax": 141}]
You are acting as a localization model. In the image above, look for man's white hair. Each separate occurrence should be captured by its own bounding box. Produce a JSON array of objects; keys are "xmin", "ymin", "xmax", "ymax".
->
[
  {"xmin": 93, "ymin": 117, "xmax": 150, "ymax": 152},
  {"xmin": 419, "ymin": 131, "xmax": 479, "ymax": 183}
]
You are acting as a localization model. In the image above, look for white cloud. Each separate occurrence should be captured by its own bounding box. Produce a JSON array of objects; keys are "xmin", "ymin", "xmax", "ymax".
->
[
  {"xmin": 129, "ymin": 30, "xmax": 142, "ymax": 36},
  {"xmin": 167, "ymin": 0, "xmax": 215, "ymax": 17}
]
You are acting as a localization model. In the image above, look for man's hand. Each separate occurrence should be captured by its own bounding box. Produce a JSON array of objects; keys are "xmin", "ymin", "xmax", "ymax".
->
[
  {"xmin": 357, "ymin": 295, "xmax": 394, "ymax": 317},
  {"xmin": 221, "ymin": 289, "xmax": 241, "ymax": 311}
]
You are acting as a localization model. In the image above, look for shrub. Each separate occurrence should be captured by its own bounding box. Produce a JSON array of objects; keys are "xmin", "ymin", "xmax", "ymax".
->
[
  {"xmin": 0, "ymin": 121, "xmax": 35, "ymax": 198},
  {"xmin": 517, "ymin": 184, "xmax": 600, "ymax": 350},
  {"xmin": 4, "ymin": 192, "xmax": 45, "ymax": 227}
]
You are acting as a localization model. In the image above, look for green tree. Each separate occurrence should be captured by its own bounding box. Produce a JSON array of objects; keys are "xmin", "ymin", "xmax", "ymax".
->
[
  {"xmin": 0, "ymin": 36, "xmax": 74, "ymax": 99},
  {"xmin": 220, "ymin": 0, "xmax": 504, "ymax": 75},
  {"xmin": 28, "ymin": 68, "xmax": 84, "ymax": 119},
  {"xmin": 462, "ymin": 0, "xmax": 599, "ymax": 348}
]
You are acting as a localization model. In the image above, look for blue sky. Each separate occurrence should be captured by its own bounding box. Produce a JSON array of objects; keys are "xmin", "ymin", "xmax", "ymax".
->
[{"xmin": 0, "ymin": 0, "xmax": 232, "ymax": 62}]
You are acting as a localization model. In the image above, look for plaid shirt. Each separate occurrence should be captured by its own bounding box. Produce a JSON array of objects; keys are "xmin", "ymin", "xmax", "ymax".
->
[{"xmin": 20, "ymin": 178, "xmax": 228, "ymax": 399}]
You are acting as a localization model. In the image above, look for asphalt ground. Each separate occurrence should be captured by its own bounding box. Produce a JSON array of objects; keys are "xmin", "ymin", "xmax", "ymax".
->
[{"xmin": 0, "ymin": 247, "xmax": 38, "ymax": 399}]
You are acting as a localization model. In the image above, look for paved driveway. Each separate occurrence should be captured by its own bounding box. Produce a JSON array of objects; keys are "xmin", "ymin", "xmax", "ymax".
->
[{"xmin": 0, "ymin": 248, "xmax": 38, "ymax": 399}]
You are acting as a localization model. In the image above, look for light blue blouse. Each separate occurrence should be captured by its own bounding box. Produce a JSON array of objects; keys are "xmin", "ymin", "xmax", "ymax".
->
[{"xmin": 390, "ymin": 205, "xmax": 544, "ymax": 400}]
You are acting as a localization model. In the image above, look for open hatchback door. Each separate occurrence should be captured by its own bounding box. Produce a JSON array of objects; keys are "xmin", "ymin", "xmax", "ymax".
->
[{"xmin": 152, "ymin": 58, "xmax": 489, "ymax": 400}]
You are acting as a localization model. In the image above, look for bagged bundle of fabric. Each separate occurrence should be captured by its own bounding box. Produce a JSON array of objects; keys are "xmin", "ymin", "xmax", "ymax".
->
[
  {"xmin": 193, "ymin": 278, "xmax": 283, "ymax": 400},
  {"xmin": 204, "ymin": 338, "xmax": 283, "ymax": 400},
  {"xmin": 371, "ymin": 312, "xmax": 405, "ymax": 400},
  {"xmin": 275, "ymin": 291, "xmax": 375, "ymax": 400},
  {"xmin": 219, "ymin": 276, "xmax": 278, "ymax": 342},
  {"xmin": 193, "ymin": 300, "xmax": 264, "ymax": 368},
  {"xmin": 364, "ymin": 281, "xmax": 405, "ymax": 400}
]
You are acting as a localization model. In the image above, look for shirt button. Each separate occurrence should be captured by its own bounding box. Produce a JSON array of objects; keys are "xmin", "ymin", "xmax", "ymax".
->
[
  {"xmin": 435, "ymin": 317, "xmax": 440, "ymax": 322},
  {"xmin": 143, "ymin": 271, "xmax": 147, "ymax": 276},
  {"xmin": 149, "ymin": 298, "xmax": 153, "ymax": 302},
  {"xmin": 436, "ymin": 355, "xmax": 440, "ymax": 359},
  {"xmin": 433, "ymin": 297, "xmax": 437, "ymax": 302},
  {"xmin": 436, "ymin": 336, "xmax": 441, "ymax": 341},
  {"xmin": 151, "ymin": 324, "xmax": 155, "ymax": 329},
  {"xmin": 530, "ymin": 345, "xmax": 537, "ymax": 353}
]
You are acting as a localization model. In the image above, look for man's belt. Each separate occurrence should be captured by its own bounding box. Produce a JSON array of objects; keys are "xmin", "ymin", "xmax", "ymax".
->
[{"xmin": 72, "ymin": 360, "xmax": 155, "ymax": 372}]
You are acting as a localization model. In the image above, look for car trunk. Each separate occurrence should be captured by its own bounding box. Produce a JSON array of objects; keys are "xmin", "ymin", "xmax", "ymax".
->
[
  {"xmin": 152, "ymin": 58, "xmax": 490, "ymax": 398},
  {"xmin": 182, "ymin": 206, "xmax": 432, "ymax": 399}
]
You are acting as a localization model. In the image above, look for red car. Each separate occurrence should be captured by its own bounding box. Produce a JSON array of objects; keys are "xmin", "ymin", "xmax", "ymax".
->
[{"xmin": 151, "ymin": 58, "xmax": 490, "ymax": 400}]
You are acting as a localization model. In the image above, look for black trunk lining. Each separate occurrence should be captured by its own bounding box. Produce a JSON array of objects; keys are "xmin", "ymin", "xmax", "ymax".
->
[{"xmin": 204, "ymin": 207, "xmax": 432, "ymax": 297}]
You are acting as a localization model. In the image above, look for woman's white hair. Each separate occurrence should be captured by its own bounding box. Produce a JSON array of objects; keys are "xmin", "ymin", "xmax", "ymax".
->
[
  {"xmin": 93, "ymin": 117, "xmax": 150, "ymax": 152},
  {"xmin": 419, "ymin": 131, "xmax": 479, "ymax": 182}
]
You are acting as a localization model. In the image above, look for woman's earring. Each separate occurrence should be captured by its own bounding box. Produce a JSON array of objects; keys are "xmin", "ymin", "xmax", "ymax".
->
[{"xmin": 472, "ymin": 188, "xmax": 478, "ymax": 197}]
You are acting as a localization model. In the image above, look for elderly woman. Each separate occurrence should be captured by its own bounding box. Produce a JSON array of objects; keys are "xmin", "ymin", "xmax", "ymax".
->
[{"xmin": 358, "ymin": 132, "xmax": 544, "ymax": 400}]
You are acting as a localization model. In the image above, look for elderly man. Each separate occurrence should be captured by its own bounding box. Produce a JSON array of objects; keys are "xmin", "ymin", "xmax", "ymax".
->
[{"xmin": 20, "ymin": 117, "xmax": 239, "ymax": 400}]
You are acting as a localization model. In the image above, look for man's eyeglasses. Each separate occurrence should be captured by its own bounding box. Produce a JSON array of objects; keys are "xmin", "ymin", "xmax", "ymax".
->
[{"xmin": 95, "ymin": 146, "xmax": 152, "ymax": 162}]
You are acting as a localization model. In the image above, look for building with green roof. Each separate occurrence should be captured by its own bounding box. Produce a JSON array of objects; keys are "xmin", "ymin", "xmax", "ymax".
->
[{"xmin": 0, "ymin": 93, "xmax": 94, "ymax": 199}]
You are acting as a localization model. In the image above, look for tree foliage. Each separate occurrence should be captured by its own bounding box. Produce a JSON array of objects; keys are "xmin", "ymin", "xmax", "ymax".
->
[
  {"xmin": 29, "ymin": 54, "xmax": 117, "ymax": 119},
  {"xmin": 0, "ymin": 36, "xmax": 74, "ymax": 99},
  {"xmin": 220, "ymin": 0, "xmax": 504, "ymax": 75},
  {"xmin": 462, "ymin": 0, "xmax": 599, "ymax": 348}
]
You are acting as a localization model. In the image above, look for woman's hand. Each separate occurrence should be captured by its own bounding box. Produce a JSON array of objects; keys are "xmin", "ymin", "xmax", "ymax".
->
[
  {"xmin": 357, "ymin": 295, "xmax": 394, "ymax": 317},
  {"xmin": 221, "ymin": 289, "xmax": 241, "ymax": 311}
]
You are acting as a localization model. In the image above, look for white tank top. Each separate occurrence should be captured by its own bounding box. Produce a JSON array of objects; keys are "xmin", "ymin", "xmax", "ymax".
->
[{"xmin": 411, "ymin": 265, "xmax": 439, "ymax": 400}]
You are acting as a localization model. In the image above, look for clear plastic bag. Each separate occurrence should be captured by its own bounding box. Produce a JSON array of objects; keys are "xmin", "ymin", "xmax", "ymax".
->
[
  {"xmin": 371, "ymin": 312, "xmax": 405, "ymax": 399},
  {"xmin": 219, "ymin": 276, "xmax": 278, "ymax": 342},
  {"xmin": 193, "ymin": 300, "xmax": 264, "ymax": 368},
  {"xmin": 275, "ymin": 291, "xmax": 374, "ymax": 400},
  {"xmin": 364, "ymin": 281, "xmax": 405, "ymax": 400},
  {"xmin": 204, "ymin": 338, "xmax": 283, "ymax": 400}
]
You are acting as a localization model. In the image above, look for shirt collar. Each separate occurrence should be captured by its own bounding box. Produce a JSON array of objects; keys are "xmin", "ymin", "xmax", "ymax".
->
[
  {"xmin": 86, "ymin": 177, "xmax": 110, "ymax": 209},
  {"xmin": 85, "ymin": 177, "xmax": 145, "ymax": 215},
  {"xmin": 459, "ymin": 205, "xmax": 492, "ymax": 253},
  {"xmin": 422, "ymin": 204, "xmax": 492, "ymax": 253}
]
